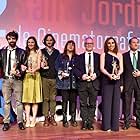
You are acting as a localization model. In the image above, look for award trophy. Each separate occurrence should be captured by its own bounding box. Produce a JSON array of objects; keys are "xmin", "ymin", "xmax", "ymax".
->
[
  {"xmin": 42, "ymin": 55, "xmax": 49, "ymax": 69},
  {"xmin": 63, "ymin": 62, "xmax": 70, "ymax": 77},
  {"xmin": 10, "ymin": 59, "xmax": 21, "ymax": 78},
  {"xmin": 27, "ymin": 57, "xmax": 33, "ymax": 75},
  {"xmin": 87, "ymin": 64, "xmax": 92, "ymax": 81},
  {"xmin": 112, "ymin": 58, "xmax": 119, "ymax": 80},
  {"xmin": 58, "ymin": 62, "xmax": 71, "ymax": 80}
]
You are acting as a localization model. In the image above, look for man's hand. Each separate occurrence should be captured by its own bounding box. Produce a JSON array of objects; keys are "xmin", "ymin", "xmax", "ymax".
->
[
  {"xmin": 90, "ymin": 73, "xmax": 97, "ymax": 81},
  {"xmin": 21, "ymin": 64, "xmax": 27, "ymax": 71},
  {"xmin": 82, "ymin": 74, "xmax": 88, "ymax": 80},
  {"xmin": 132, "ymin": 69, "xmax": 140, "ymax": 77}
]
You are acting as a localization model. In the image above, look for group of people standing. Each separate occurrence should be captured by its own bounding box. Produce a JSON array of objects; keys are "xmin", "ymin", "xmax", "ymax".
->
[
  {"xmin": 0, "ymin": 31, "xmax": 60, "ymax": 131},
  {"xmin": 0, "ymin": 30, "xmax": 140, "ymax": 133}
]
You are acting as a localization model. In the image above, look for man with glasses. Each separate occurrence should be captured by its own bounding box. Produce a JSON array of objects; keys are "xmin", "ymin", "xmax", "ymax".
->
[{"xmin": 74, "ymin": 37, "xmax": 100, "ymax": 130}]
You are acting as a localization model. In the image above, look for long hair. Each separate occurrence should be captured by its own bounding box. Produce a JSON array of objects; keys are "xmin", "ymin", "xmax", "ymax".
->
[
  {"xmin": 25, "ymin": 36, "xmax": 39, "ymax": 57},
  {"xmin": 63, "ymin": 40, "xmax": 76, "ymax": 58},
  {"xmin": 104, "ymin": 37, "xmax": 118, "ymax": 54}
]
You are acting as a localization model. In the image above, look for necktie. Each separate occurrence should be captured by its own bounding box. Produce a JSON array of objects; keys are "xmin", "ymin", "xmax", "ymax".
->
[
  {"xmin": 88, "ymin": 53, "xmax": 91, "ymax": 75},
  {"xmin": 88, "ymin": 53, "xmax": 91, "ymax": 66},
  {"xmin": 8, "ymin": 50, "xmax": 12, "ymax": 75},
  {"xmin": 133, "ymin": 52, "xmax": 137, "ymax": 70}
]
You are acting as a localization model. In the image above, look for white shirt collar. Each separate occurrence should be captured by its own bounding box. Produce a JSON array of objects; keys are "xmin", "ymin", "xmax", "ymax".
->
[
  {"xmin": 7, "ymin": 45, "xmax": 17, "ymax": 51},
  {"xmin": 130, "ymin": 50, "xmax": 138, "ymax": 55}
]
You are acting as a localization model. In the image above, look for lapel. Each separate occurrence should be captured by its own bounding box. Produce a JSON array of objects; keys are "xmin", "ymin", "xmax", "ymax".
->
[
  {"xmin": 15, "ymin": 47, "xmax": 19, "ymax": 60},
  {"xmin": 5, "ymin": 47, "xmax": 8, "ymax": 64},
  {"xmin": 126, "ymin": 51, "xmax": 133, "ymax": 70},
  {"xmin": 137, "ymin": 51, "xmax": 140, "ymax": 69},
  {"xmin": 93, "ymin": 52, "xmax": 95, "ymax": 67},
  {"xmin": 82, "ymin": 53, "xmax": 86, "ymax": 72}
]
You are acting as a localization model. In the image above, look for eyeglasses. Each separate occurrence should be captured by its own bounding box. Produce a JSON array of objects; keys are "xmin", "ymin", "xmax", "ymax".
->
[{"xmin": 85, "ymin": 43, "xmax": 94, "ymax": 45}]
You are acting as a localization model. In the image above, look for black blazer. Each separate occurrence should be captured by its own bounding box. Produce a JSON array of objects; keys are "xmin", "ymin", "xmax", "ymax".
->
[
  {"xmin": 74, "ymin": 52, "xmax": 100, "ymax": 90},
  {"xmin": 123, "ymin": 51, "xmax": 140, "ymax": 91},
  {"xmin": 0, "ymin": 46, "xmax": 26, "ymax": 79}
]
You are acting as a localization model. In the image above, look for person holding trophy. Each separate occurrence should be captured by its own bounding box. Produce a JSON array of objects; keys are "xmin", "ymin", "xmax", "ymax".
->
[
  {"xmin": 100, "ymin": 37, "xmax": 123, "ymax": 131},
  {"xmin": 0, "ymin": 31, "xmax": 26, "ymax": 131},
  {"xmin": 40, "ymin": 34, "xmax": 60, "ymax": 127},
  {"xmin": 22, "ymin": 36, "xmax": 42, "ymax": 128},
  {"xmin": 74, "ymin": 37, "xmax": 100, "ymax": 130},
  {"xmin": 55, "ymin": 40, "xmax": 78, "ymax": 128}
]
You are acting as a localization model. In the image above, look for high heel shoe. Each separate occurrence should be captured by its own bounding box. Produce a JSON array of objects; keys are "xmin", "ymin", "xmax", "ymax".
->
[
  {"xmin": 30, "ymin": 120, "xmax": 36, "ymax": 127},
  {"xmin": 25, "ymin": 121, "xmax": 30, "ymax": 128},
  {"xmin": 25, "ymin": 122, "xmax": 30, "ymax": 128}
]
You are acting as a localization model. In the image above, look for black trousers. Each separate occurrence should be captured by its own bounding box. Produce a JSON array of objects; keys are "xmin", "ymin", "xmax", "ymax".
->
[
  {"xmin": 78, "ymin": 82, "xmax": 98, "ymax": 122},
  {"xmin": 124, "ymin": 79, "xmax": 140, "ymax": 127},
  {"xmin": 61, "ymin": 89, "xmax": 77, "ymax": 116},
  {"xmin": 102, "ymin": 83, "xmax": 120, "ymax": 131}
]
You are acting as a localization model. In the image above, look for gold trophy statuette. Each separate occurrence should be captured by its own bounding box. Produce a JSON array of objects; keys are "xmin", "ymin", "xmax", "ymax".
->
[
  {"xmin": 27, "ymin": 57, "xmax": 34, "ymax": 75},
  {"xmin": 42, "ymin": 55, "xmax": 49, "ymax": 69},
  {"xmin": 87, "ymin": 64, "xmax": 92, "ymax": 81},
  {"xmin": 10, "ymin": 60, "xmax": 21, "ymax": 77},
  {"xmin": 112, "ymin": 59, "xmax": 119, "ymax": 80}
]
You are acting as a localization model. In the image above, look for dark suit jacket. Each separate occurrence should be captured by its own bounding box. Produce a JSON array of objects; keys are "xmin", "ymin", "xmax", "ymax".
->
[
  {"xmin": 0, "ymin": 46, "xmax": 26, "ymax": 79},
  {"xmin": 74, "ymin": 52, "xmax": 100, "ymax": 91},
  {"xmin": 123, "ymin": 51, "xmax": 140, "ymax": 92}
]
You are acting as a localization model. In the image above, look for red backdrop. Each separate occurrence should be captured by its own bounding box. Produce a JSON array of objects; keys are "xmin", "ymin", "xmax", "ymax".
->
[{"xmin": 0, "ymin": 0, "xmax": 140, "ymax": 53}]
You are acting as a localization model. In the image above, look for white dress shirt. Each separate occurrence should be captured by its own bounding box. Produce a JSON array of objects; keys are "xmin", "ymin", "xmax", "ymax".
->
[
  {"xmin": 5, "ymin": 46, "xmax": 16, "ymax": 76},
  {"xmin": 85, "ymin": 51, "xmax": 94, "ymax": 74}
]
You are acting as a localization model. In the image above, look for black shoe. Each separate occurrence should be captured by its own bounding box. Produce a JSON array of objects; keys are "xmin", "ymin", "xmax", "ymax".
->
[
  {"xmin": 122, "ymin": 124, "xmax": 130, "ymax": 130},
  {"xmin": 18, "ymin": 122, "xmax": 25, "ymax": 130},
  {"xmin": 71, "ymin": 120, "xmax": 78, "ymax": 127},
  {"xmin": 2, "ymin": 123, "xmax": 10, "ymax": 131},
  {"xmin": 70, "ymin": 114, "xmax": 78, "ymax": 127},
  {"xmin": 87, "ymin": 121, "xmax": 94, "ymax": 130},
  {"xmin": 63, "ymin": 113, "xmax": 69, "ymax": 128},
  {"xmin": 81, "ymin": 121, "xmax": 88, "ymax": 130},
  {"xmin": 63, "ymin": 121, "xmax": 69, "ymax": 128}
]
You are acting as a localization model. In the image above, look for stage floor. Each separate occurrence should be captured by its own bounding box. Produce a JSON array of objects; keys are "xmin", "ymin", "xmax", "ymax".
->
[{"xmin": 0, "ymin": 120, "xmax": 140, "ymax": 140}]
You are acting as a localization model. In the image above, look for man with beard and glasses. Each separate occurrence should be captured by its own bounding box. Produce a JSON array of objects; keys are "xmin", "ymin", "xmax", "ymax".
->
[
  {"xmin": 0, "ymin": 31, "xmax": 26, "ymax": 131},
  {"xmin": 40, "ymin": 34, "xmax": 60, "ymax": 127}
]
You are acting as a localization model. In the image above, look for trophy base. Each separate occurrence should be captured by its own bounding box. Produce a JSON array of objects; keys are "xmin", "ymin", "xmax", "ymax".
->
[
  {"xmin": 43, "ymin": 66, "xmax": 49, "ymax": 69},
  {"xmin": 63, "ymin": 73, "xmax": 69, "ymax": 77},
  {"xmin": 87, "ymin": 76, "xmax": 91, "ymax": 82}
]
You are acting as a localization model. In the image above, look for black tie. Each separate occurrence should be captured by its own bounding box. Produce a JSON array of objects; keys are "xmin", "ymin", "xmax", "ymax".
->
[
  {"xmin": 8, "ymin": 50, "xmax": 12, "ymax": 75},
  {"xmin": 88, "ymin": 53, "xmax": 91, "ymax": 66},
  {"xmin": 88, "ymin": 53, "xmax": 91, "ymax": 75}
]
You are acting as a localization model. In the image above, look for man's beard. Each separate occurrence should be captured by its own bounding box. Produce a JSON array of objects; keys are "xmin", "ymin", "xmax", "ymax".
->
[{"xmin": 9, "ymin": 42, "xmax": 16, "ymax": 47}]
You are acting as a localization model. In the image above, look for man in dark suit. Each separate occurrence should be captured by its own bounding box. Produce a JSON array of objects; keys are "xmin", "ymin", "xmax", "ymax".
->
[
  {"xmin": 123, "ymin": 37, "xmax": 140, "ymax": 130},
  {"xmin": 0, "ymin": 31, "xmax": 26, "ymax": 131},
  {"xmin": 74, "ymin": 37, "xmax": 100, "ymax": 130}
]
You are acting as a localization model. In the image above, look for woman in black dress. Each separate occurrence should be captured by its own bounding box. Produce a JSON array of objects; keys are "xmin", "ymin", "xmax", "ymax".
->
[{"xmin": 100, "ymin": 37, "xmax": 123, "ymax": 131}]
